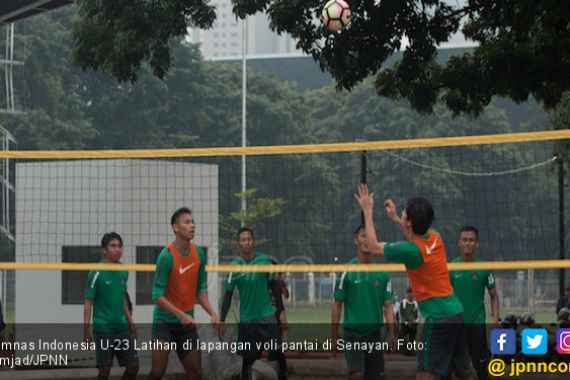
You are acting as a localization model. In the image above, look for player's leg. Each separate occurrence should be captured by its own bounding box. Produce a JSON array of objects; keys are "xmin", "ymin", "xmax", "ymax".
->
[
  {"xmin": 180, "ymin": 350, "xmax": 202, "ymax": 380},
  {"xmin": 344, "ymin": 329, "xmax": 367, "ymax": 380},
  {"xmin": 363, "ymin": 331, "xmax": 385, "ymax": 380},
  {"xmin": 466, "ymin": 324, "xmax": 489, "ymax": 380},
  {"xmin": 262, "ymin": 317, "xmax": 287, "ymax": 380},
  {"xmin": 410, "ymin": 325, "xmax": 417, "ymax": 342},
  {"xmin": 416, "ymin": 317, "xmax": 456, "ymax": 380},
  {"xmin": 94, "ymin": 332, "xmax": 113, "ymax": 380},
  {"xmin": 239, "ymin": 321, "xmax": 262, "ymax": 380},
  {"xmin": 148, "ymin": 322, "xmax": 172, "ymax": 380},
  {"xmin": 174, "ymin": 324, "xmax": 202, "ymax": 380},
  {"xmin": 449, "ymin": 314, "xmax": 473, "ymax": 380},
  {"xmin": 113, "ymin": 330, "xmax": 139, "ymax": 380}
]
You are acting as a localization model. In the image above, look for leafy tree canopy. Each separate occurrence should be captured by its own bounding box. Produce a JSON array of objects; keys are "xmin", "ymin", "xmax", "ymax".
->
[{"xmin": 71, "ymin": 0, "xmax": 570, "ymax": 116}]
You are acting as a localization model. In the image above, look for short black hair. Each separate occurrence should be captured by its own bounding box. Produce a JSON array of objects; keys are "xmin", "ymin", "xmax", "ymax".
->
[
  {"xmin": 405, "ymin": 197, "xmax": 434, "ymax": 235},
  {"xmin": 236, "ymin": 227, "xmax": 254, "ymax": 240},
  {"xmin": 460, "ymin": 225, "xmax": 479, "ymax": 239},
  {"xmin": 171, "ymin": 207, "xmax": 192, "ymax": 226},
  {"xmin": 101, "ymin": 232, "xmax": 123, "ymax": 248},
  {"xmin": 354, "ymin": 225, "xmax": 365, "ymax": 235}
]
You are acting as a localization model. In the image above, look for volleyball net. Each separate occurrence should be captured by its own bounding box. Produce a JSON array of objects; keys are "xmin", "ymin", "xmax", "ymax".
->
[{"xmin": 0, "ymin": 130, "xmax": 568, "ymax": 328}]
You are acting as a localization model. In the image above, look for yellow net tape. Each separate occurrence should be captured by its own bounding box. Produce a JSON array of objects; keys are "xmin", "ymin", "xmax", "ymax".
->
[
  {"xmin": 1, "ymin": 260, "xmax": 569, "ymax": 272},
  {"xmin": 0, "ymin": 130, "xmax": 568, "ymax": 159}
]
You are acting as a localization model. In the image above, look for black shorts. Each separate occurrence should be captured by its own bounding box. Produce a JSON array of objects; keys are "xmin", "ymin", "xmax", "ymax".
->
[
  {"xmin": 344, "ymin": 329, "xmax": 385, "ymax": 380},
  {"xmin": 152, "ymin": 320, "xmax": 199, "ymax": 360},
  {"xmin": 465, "ymin": 324, "xmax": 490, "ymax": 370},
  {"xmin": 94, "ymin": 330, "xmax": 138, "ymax": 368},
  {"xmin": 418, "ymin": 313, "xmax": 472, "ymax": 378},
  {"xmin": 238, "ymin": 315, "xmax": 282, "ymax": 360}
]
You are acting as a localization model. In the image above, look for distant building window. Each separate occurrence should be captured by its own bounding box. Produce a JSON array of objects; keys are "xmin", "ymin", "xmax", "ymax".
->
[
  {"xmin": 62, "ymin": 246, "xmax": 101, "ymax": 305},
  {"xmin": 136, "ymin": 246, "xmax": 162, "ymax": 304},
  {"xmin": 213, "ymin": 32, "xmax": 219, "ymax": 38},
  {"xmin": 213, "ymin": 43, "xmax": 219, "ymax": 47}
]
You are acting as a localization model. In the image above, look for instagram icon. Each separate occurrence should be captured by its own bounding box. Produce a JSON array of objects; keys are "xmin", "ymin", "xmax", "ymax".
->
[{"xmin": 557, "ymin": 329, "xmax": 570, "ymax": 354}]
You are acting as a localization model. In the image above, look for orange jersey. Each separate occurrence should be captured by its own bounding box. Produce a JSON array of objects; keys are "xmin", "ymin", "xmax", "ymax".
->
[
  {"xmin": 164, "ymin": 242, "xmax": 200, "ymax": 312},
  {"xmin": 407, "ymin": 230, "xmax": 453, "ymax": 302}
]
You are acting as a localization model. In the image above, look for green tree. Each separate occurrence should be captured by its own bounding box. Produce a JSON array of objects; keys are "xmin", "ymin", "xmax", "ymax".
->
[
  {"xmin": 69, "ymin": 1, "xmax": 570, "ymax": 116},
  {"xmin": 219, "ymin": 188, "xmax": 286, "ymax": 255},
  {"xmin": 549, "ymin": 92, "xmax": 570, "ymax": 159}
]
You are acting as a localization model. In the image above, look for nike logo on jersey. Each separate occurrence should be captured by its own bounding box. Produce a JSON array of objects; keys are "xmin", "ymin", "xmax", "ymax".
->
[
  {"xmin": 425, "ymin": 237, "xmax": 438, "ymax": 255},
  {"xmin": 105, "ymin": 280, "xmax": 112, "ymax": 285},
  {"xmin": 179, "ymin": 263, "xmax": 196, "ymax": 274},
  {"xmin": 354, "ymin": 280, "xmax": 362, "ymax": 284}
]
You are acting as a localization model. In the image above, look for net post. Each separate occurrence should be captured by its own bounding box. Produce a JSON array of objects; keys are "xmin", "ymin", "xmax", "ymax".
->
[
  {"xmin": 559, "ymin": 156, "xmax": 565, "ymax": 297},
  {"xmin": 360, "ymin": 147, "xmax": 367, "ymax": 226}
]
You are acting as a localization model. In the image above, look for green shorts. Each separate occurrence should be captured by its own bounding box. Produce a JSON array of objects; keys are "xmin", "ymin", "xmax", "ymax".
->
[{"xmin": 94, "ymin": 329, "xmax": 138, "ymax": 368}]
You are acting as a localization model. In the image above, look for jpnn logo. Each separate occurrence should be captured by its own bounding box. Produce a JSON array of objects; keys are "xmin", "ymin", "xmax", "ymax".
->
[
  {"xmin": 521, "ymin": 329, "xmax": 547, "ymax": 355},
  {"xmin": 490, "ymin": 329, "xmax": 516, "ymax": 355}
]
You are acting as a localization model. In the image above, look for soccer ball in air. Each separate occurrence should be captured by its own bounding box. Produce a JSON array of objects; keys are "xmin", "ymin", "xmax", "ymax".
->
[{"xmin": 322, "ymin": 0, "xmax": 351, "ymax": 32}]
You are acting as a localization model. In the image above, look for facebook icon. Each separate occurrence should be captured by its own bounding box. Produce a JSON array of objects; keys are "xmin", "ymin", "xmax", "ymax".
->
[{"xmin": 491, "ymin": 329, "xmax": 516, "ymax": 355}]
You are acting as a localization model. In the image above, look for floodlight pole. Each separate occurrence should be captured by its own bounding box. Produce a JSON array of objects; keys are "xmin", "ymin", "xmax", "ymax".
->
[{"xmin": 240, "ymin": 17, "xmax": 247, "ymax": 226}]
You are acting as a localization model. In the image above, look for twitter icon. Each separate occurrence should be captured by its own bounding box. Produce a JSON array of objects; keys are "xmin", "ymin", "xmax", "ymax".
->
[{"xmin": 522, "ymin": 328, "xmax": 548, "ymax": 355}]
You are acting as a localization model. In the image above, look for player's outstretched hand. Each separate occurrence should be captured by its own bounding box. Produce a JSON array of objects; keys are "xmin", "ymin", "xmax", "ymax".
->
[
  {"xmin": 384, "ymin": 199, "xmax": 398, "ymax": 222},
  {"xmin": 354, "ymin": 184, "xmax": 374, "ymax": 212}
]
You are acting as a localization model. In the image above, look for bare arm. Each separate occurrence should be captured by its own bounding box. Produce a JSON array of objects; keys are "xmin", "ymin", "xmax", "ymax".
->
[
  {"xmin": 384, "ymin": 301, "xmax": 396, "ymax": 349},
  {"xmin": 355, "ymin": 184, "xmax": 386, "ymax": 256},
  {"xmin": 198, "ymin": 292, "xmax": 220, "ymax": 326},
  {"xmin": 331, "ymin": 301, "xmax": 343, "ymax": 354},
  {"xmin": 488, "ymin": 288, "xmax": 500, "ymax": 325},
  {"xmin": 123, "ymin": 298, "xmax": 137, "ymax": 339},
  {"xmin": 83, "ymin": 298, "xmax": 93, "ymax": 342}
]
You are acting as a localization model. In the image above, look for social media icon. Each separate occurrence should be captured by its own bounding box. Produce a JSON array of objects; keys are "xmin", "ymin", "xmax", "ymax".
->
[
  {"xmin": 490, "ymin": 329, "xmax": 516, "ymax": 355},
  {"xmin": 522, "ymin": 328, "xmax": 548, "ymax": 355},
  {"xmin": 557, "ymin": 328, "xmax": 570, "ymax": 354}
]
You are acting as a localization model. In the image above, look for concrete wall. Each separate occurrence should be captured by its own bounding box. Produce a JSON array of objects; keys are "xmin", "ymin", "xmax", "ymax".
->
[{"xmin": 15, "ymin": 159, "xmax": 219, "ymax": 326}]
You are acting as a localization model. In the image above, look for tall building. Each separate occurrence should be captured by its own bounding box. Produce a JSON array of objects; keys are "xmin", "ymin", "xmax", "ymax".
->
[{"xmin": 188, "ymin": 0, "xmax": 300, "ymax": 59}]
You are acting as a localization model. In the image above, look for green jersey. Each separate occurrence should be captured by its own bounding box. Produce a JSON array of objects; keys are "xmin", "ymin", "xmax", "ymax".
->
[
  {"xmin": 152, "ymin": 245, "xmax": 207, "ymax": 324},
  {"xmin": 85, "ymin": 263, "xmax": 128, "ymax": 333},
  {"xmin": 334, "ymin": 258, "xmax": 396, "ymax": 336},
  {"xmin": 225, "ymin": 252, "xmax": 275, "ymax": 322},
  {"xmin": 449, "ymin": 257, "xmax": 496, "ymax": 324}
]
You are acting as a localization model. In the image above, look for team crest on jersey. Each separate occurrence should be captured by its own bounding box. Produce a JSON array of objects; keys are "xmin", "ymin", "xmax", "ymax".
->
[
  {"xmin": 374, "ymin": 279, "xmax": 381, "ymax": 286},
  {"xmin": 472, "ymin": 273, "xmax": 478, "ymax": 281}
]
